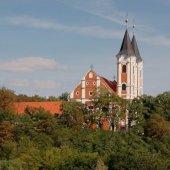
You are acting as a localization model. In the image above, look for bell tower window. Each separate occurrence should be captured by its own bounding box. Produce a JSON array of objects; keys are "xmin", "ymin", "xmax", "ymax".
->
[
  {"xmin": 122, "ymin": 84, "xmax": 126, "ymax": 91},
  {"xmin": 122, "ymin": 65, "xmax": 126, "ymax": 73}
]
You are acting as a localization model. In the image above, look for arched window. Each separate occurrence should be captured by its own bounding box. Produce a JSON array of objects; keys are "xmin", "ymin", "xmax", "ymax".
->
[
  {"xmin": 122, "ymin": 84, "xmax": 126, "ymax": 91},
  {"xmin": 122, "ymin": 65, "xmax": 126, "ymax": 73}
]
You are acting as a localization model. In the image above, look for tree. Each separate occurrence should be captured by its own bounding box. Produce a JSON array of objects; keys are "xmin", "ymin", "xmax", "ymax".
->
[
  {"xmin": 0, "ymin": 87, "xmax": 16, "ymax": 111},
  {"xmin": 145, "ymin": 114, "xmax": 170, "ymax": 139},
  {"xmin": 155, "ymin": 91, "xmax": 170, "ymax": 121},
  {"xmin": 58, "ymin": 92, "xmax": 70, "ymax": 101},
  {"xmin": 140, "ymin": 95, "xmax": 156, "ymax": 120},
  {"xmin": 47, "ymin": 96, "xmax": 58, "ymax": 101},
  {"xmin": 59, "ymin": 101, "xmax": 86, "ymax": 128},
  {"xmin": 42, "ymin": 146, "xmax": 98, "ymax": 170},
  {"xmin": 0, "ymin": 121, "xmax": 14, "ymax": 144},
  {"xmin": 128, "ymin": 97, "xmax": 144, "ymax": 134}
]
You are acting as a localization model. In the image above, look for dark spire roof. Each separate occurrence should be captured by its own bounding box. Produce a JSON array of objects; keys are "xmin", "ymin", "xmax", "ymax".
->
[
  {"xmin": 131, "ymin": 35, "xmax": 142, "ymax": 62},
  {"xmin": 118, "ymin": 29, "xmax": 134, "ymax": 56}
]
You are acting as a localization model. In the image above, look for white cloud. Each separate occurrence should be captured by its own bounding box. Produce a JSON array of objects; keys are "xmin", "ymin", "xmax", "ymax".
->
[
  {"xmin": 6, "ymin": 79, "xmax": 30, "ymax": 87},
  {"xmin": 56, "ymin": 0, "xmax": 154, "ymax": 32},
  {"xmin": 6, "ymin": 17, "xmax": 170, "ymax": 48},
  {"xmin": 56, "ymin": 0, "xmax": 125, "ymax": 25},
  {"xmin": 3, "ymin": 78, "xmax": 61, "ymax": 89},
  {"xmin": 34, "ymin": 80, "xmax": 61, "ymax": 89},
  {"xmin": 6, "ymin": 16, "xmax": 122, "ymax": 39},
  {"xmin": 0, "ymin": 57, "xmax": 68, "ymax": 72},
  {"xmin": 140, "ymin": 35, "xmax": 170, "ymax": 48},
  {"xmin": 56, "ymin": 0, "xmax": 170, "ymax": 48}
]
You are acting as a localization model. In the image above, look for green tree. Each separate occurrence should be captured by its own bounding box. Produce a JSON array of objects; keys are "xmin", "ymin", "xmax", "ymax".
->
[
  {"xmin": 141, "ymin": 95, "xmax": 156, "ymax": 120},
  {"xmin": 155, "ymin": 91, "xmax": 170, "ymax": 121},
  {"xmin": 59, "ymin": 101, "xmax": 86, "ymax": 128},
  {"xmin": 128, "ymin": 97, "xmax": 144, "ymax": 134},
  {"xmin": 0, "ymin": 87, "xmax": 16, "ymax": 111},
  {"xmin": 58, "ymin": 92, "xmax": 70, "ymax": 101},
  {"xmin": 145, "ymin": 114, "xmax": 170, "ymax": 139},
  {"xmin": 0, "ymin": 121, "xmax": 14, "ymax": 144},
  {"xmin": 42, "ymin": 146, "xmax": 98, "ymax": 170},
  {"xmin": 47, "ymin": 96, "xmax": 59, "ymax": 101}
]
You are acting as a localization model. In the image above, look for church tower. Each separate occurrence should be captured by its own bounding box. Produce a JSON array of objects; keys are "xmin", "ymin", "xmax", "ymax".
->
[{"xmin": 116, "ymin": 22, "xmax": 143, "ymax": 100}]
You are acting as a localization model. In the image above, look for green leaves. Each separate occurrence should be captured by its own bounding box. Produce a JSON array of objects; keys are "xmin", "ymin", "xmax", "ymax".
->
[{"xmin": 0, "ymin": 87, "xmax": 16, "ymax": 111}]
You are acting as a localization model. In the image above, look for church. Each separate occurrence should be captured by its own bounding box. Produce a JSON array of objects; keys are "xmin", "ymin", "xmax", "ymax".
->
[{"xmin": 70, "ymin": 25, "xmax": 143, "ymax": 103}]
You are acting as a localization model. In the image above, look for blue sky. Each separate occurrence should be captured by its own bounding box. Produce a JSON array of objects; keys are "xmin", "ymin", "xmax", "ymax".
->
[{"xmin": 0, "ymin": 0, "xmax": 170, "ymax": 97}]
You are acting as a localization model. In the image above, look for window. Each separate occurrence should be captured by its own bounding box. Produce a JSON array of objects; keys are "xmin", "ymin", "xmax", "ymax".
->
[
  {"xmin": 76, "ymin": 91, "xmax": 79, "ymax": 95},
  {"xmin": 89, "ymin": 91, "xmax": 93, "ymax": 96},
  {"xmin": 93, "ymin": 81, "xmax": 96, "ymax": 85},
  {"xmin": 86, "ymin": 82, "xmax": 89, "ymax": 85},
  {"xmin": 89, "ymin": 72, "xmax": 93, "ymax": 78},
  {"xmin": 122, "ymin": 84, "xmax": 126, "ymax": 91},
  {"xmin": 122, "ymin": 65, "xmax": 126, "ymax": 73}
]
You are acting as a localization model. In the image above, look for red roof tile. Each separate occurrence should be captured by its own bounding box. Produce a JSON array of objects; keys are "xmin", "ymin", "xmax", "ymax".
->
[
  {"xmin": 13, "ymin": 101, "xmax": 62, "ymax": 115},
  {"xmin": 100, "ymin": 77, "xmax": 117, "ymax": 92}
]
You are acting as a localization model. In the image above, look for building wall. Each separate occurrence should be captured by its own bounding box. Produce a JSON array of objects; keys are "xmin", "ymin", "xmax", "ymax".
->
[
  {"xmin": 70, "ymin": 70, "xmax": 98, "ymax": 104},
  {"xmin": 70, "ymin": 69, "xmax": 117, "ymax": 104},
  {"xmin": 117, "ymin": 55, "xmax": 140, "ymax": 100}
]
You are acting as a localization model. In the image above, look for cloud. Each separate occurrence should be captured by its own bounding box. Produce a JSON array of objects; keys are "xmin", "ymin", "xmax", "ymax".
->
[
  {"xmin": 6, "ymin": 16, "xmax": 170, "ymax": 49},
  {"xmin": 6, "ymin": 16, "xmax": 122, "ymax": 39},
  {"xmin": 7, "ymin": 79, "xmax": 30, "ymax": 87},
  {"xmin": 56, "ymin": 0, "xmax": 170, "ymax": 48},
  {"xmin": 56, "ymin": 0, "xmax": 154, "ymax": 32},
  {"xmin": 56, "ymin": 0, "xmax": 125, "ymax": 25},
  {"xmin": 0, "ymin": 57, "xmax": 68, "ymax": 72},
  {"xmin": 34, "ymin": 80, "xmax": 61, "ymax": 89},
  {"xmin": 4, "ymin": 78, "xmax": 61, "ymax": 89},
  {"xmin": 140, "ymin": 34, "xmax": 170, "ymax": 48}
]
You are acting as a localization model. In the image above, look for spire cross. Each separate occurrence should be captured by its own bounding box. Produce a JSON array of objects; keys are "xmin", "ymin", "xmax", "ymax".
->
[
  {"xmin": 90, "ymin": 64, "xmax": 94, "ymax": 70},
  {"xmin": 125, "ymin": 13, "xmax": 128, "ymax": 29}
]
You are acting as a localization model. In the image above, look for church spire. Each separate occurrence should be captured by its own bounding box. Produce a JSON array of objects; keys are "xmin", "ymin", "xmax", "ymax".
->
[
  {"xmin": 131, "ymin": 24, "xmax": 142, "ymax": 62},
  {"xmin": 117, "ymin": 16, "xmax": 134, "ymax": 57},
  {"xmin": 118, "ymin": 29, "xmax": 134, "ymax": 56}
]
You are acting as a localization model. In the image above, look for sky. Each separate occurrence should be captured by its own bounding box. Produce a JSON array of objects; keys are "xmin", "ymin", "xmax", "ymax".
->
[{"xmin": 0, "ymin": 0, "xmax": 170, "ymax": 97}]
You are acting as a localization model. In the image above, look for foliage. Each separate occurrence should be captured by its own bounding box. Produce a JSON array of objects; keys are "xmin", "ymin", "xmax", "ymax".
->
[
  {"xmin": 59, "ymin": 101, "xmax": 86, "ymax": 128},
  {"xmin": 58, "ymin": 92, "xmax": 70, "ymax": 101},
  {"xmin": 145, "ymin": 114, "xmax": 170, "ymax": 139},
  {"xmin": 155, "ymin": 91, "xmax": 170, "ymax": 120},
  {"xmin": 0, "ymin": 87, "xmax": 16, "ymax": 111},
  {"xmin": 0, "ymin": 89, "xmax": 170, "ymax": 169}
]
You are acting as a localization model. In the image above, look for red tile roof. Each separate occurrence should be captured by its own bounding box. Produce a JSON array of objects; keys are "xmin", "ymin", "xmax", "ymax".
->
[
  {"xmin": 101, "ymin": 77, "xmax": 117, "ymax": 92},
  {"xmin": 13, "ymin": 101, "xmax": 62, "ymax": 115}
]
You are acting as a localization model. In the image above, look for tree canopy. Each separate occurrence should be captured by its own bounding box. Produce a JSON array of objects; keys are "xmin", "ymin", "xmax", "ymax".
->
[{"xmin": 0, "ymin": 88, "xmax": 170, "ymax": 169}]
